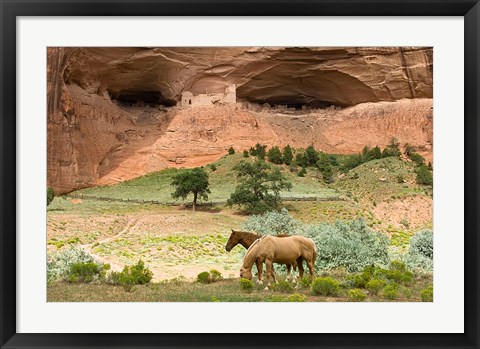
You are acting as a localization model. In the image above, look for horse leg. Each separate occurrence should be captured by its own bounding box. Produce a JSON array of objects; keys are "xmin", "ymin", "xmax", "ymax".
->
[
  {"xmin": 264, "ymin": 260, "xmax": 273, "ymax": 290},
  {"xmin": 256, "ymin": 260, "xmax": 263, "ymax": 284},
  {"xmin": 291, "ymin": 261, "xmax": 298, "ymax": 282},
  {"xmin": 307, "ymin": 258, "xmax": 315, "ymax": 283},
  {"xmin": 286, "ymin": 264, "xmax": 291, "ymax": 281},
  {"xmin": 297, "ymin": 257, "xmax": 304, "ymax": 280}
]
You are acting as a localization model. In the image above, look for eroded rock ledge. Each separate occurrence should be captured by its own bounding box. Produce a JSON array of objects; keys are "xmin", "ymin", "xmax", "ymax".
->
[{"xmin": 47, "ymin": 47, "xmax": 433, "ymax": 193}]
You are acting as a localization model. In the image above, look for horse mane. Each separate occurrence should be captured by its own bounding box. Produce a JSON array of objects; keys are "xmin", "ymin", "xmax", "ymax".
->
[
  {"xmin": 244, "ymin": 235, "xmax": 266, "ymax": 259},
  {"xmin": 234, "ymin": 230, "xmax": 261, "ymax": 238}
]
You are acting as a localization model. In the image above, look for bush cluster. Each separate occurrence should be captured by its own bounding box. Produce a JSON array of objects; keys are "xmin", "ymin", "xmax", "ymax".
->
[
  {"xmin": 47, "ymin": 247, "xmax": 101, "ymax": 283},
  {"xmin": 68, "ymin": 262, "xmax": 109, "ymax": 283},
  {"xmin": 239, "ymin": 278, "xmax": 255, "ymax": 292},
  {"xmin": 303, "ymin": 218, "xmax": 389, "ymax": 272},
  {"xmin": 196, "ymin": 270, "xmax": 223, "ymax": 284},
  {"xmin": 270, "ymin": 280, "xmax": 294, "ymax": 293},
  {"xmin": 241, "ymin": 208, "xmax": 300, "ymax": 235},
  {"xmin": 348, "ymin": 288, "xmax": 366, "ymax": 301},
  {"xmin": 108, "ymin": 260, "xmax": 153, "ymax": 291},
  {"xmin": 344, "ymin": 261, "xmax": 414, "ymax": 300},
  {"xmin": 404, "ymin": 230, "xmax": 433, "ymax": 272},
  {"xmin": 311, "ymin": 277, "xmax": 339, "ymax": 296}
]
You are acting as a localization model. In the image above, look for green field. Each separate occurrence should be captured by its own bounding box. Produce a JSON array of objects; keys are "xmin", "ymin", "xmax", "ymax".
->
[{"xmin": 74, "ymin": 153, "xmax": 340, "ymax": 203}]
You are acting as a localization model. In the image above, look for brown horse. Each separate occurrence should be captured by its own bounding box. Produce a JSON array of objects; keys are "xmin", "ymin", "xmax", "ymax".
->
[
  {"xmin": 226, "ymin": 230, "xmax": 297, "ymax": 282},
  {"xmin": 240, "ymin": 235, "xmax": 316, "ymax": 289}
]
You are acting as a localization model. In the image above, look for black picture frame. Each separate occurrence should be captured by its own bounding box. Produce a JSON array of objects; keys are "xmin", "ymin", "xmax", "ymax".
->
[{"xmin": 1, "ymin": 1, "xmax": 478, "ymax": 348}]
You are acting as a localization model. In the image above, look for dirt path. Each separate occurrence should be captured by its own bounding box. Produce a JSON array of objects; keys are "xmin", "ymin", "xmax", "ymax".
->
[{"xmin": 81, "ymin": 219, "xmax": 138, "ymax": 272}]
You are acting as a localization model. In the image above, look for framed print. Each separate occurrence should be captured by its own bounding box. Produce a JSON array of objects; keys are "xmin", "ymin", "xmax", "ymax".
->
[{"xmin": 1, "ymin": 1, "xmax": 479, "ymax": 348}]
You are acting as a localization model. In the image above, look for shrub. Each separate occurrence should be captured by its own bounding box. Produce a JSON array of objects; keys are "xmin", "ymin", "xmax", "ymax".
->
[
  {"xmin": 47, "ymin": 187, "xmax": 55, "ymax": 206},
  {"xmin": 282, "ymin": 145, "xmax": 294, "ymax": 165},
  {"xmin": 209, "ymin": 269, "xmax": 223, "ymax": 282},
  {"xmin": 243, "ymin": 150, "xmax": 249, "ymax": 158},
  {"xmin": 311, "ymin": 277, "xmax": 339, "ymax": 296},
  {"xmin": 286, "ymin": 293, "xmax": 306, "ymax": 302},
  {"xmin": 348, "ymin": 289, "xmax": 366, "ymax": 301},
  {"xmin": 341, "ymin": 154, "xmax": 363, "ymax": 172},
  {"xmin": 267, "ymin": 146, "xmax": 283, "ymax": 164},
  {"xmin": 396, "ymin": 175, "xmax": 404, "ymax": 183},
  {"xmin": 383, "ymin": 284, "xmax": 399, "ymax": 300},
  {"xmin": 108, "ymin": 260, "xmax": 153, "ymax": 291},
  {"xmin": 303, "ymin": 219, "xmax": 389, "ymax": 272},
  {"xmin": 241, "ymin": 208, "xmax": 300, "ymax": 235},
  {"xmin": 299, "ymin": 276, "xmax": 312, "ymax": 289},
  {"xmin": 270, "ymin": 280, "xmax": 294, "ymax": 293},
  {"xmin": 210, "ymin": 164, "xmax": 217, "ymax": 171},
  {"xmin": 409, "ymin": 152, "xmax": 425, "ymax": 167},
  {"xmin": 365, "ymin": 279, "xmax": 386, "ymax": 295},
  {"xmin": 68, "ymin": 262, "xmax": 104, "ymax": 283},
  {"xmin": 389, "ymin": 260, "xmax": 408, "ymax": 272},
  {"xmin": 350, "ymin": 274, "xmax": 368, "ymax": 288},
  {"xmin": 197, "ymin": 271, "xmax": 210, "ymax": 284},
  {"xmin": 250, "ymin": 143, "xmax": 267, "ymax": 160},
  {"xmin": 298, "ymin": 167, "xmax": 306, "ymax": 177},
  {"xmin": 404, "ymin": 143, "xmax": 415, "ymax": 157},
  {"xmin": 415, "ymin": 165, "xmax": 433, "ymax": 185},
  {"xmin": 239, "ymin": 278, "xmax": 255, "ymax": 292},
  {"xmin": 228, "ymin": 146, "xmax": 235, "ymax": 155},
  {"xmin": 420, "ymin": 286, "xmax": 433, "ymax": 302},
  {"xmin": 409, "ymin": 230, "xmax": 433, "ymax": 259},
  {"xmin": 382, "ymin": 137, "xmax": 402, "ymax": 158},
  {"xmin": 47, "ymin": 247, "xmax": 99, "ymax": 283}
]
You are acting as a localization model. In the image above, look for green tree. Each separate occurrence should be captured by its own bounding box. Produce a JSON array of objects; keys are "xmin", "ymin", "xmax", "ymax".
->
[
  {"xmin": 228, "ymin": 146, "xmax": 235, "ymax": 155},
  {"xmin": 243, "ymin": 150, "xmax": 249, "ymax": 158},
  {"xmin": 227, "ymin": 160, "xmax": 292, "ymax": 214},
  {"xmin": 340, "ymin": 154, "xmax": 363, "ymax": 172},
  {"xmin": 404, "ymin": 143, "xmax": 416, "ymax": 157},
  {"xmin": 171, "ymin": 168, "xmax": 210, "ymax": 211},
  {"xmin": 409, "ymin": 152, "xmax": 426, "ymax": 167},
  {"xmin": 370, "ymin": 146, "xmax": 382, "ymax": 160},
  {"xmin": 295, "ymin": 152, "xmax": 308, "ymax": 168},
  {"xmin": 267, "ymin": 146, "xmax": 283, "ymax": 164},
  {"xmin": 47, "ymin": 187, "xmax": 55, "ymax": 206},
  {"xmin": 304, "ymin": 145, "xmax": 319, "ymax": 166},
  {"xmin": 282, "ymin": 145, "xmax": 294, "ymax": 165},
  {"xmin": 382, "ymin": 137, "xmax": 402, "ymax": 158}
]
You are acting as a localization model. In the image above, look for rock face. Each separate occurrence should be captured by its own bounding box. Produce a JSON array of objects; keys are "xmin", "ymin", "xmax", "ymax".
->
[{"xmin": 47, "ymin": 47, "xmax": 433, "ymax": 193}]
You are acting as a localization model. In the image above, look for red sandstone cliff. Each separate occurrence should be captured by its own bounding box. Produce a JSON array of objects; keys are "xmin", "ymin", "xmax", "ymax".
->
[{"xmin": 47, "ymin": 47, "xmax": 433, "ymax": 193}]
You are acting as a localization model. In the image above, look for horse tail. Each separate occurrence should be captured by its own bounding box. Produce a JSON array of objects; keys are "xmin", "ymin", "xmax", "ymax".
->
[{"xmin": 309, "ymin": 238, "xmax": 317, "ymax": 265}]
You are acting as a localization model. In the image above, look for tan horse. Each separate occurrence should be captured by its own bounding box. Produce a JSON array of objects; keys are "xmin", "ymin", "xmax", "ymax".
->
[
  {"xmin": 226, "ymin": 230, "xmax": 297, "ymax": 282},
  {"xmin": 240, "ymin": 235, "xmax": 316, "ymax": 289}
]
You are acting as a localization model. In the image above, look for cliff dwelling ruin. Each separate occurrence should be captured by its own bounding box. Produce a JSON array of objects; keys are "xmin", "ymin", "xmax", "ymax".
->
[{"xmin": 181, "ymin": 84, "xmax": 236, "ymax": 108}]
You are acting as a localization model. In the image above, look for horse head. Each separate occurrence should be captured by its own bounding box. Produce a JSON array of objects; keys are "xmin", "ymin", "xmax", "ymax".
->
[
  {"xmin": 225, "ymin": 229, "xmax": 240, "ymax": 252},
  {"xmin": 239, "ymin": 266, "xmax": 252, "ymax": 280}
]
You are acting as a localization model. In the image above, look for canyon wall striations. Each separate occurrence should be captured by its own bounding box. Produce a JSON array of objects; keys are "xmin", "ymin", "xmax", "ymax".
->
[{"xmin": 47, "ymin": 47, "xmax": 433, "ymax": 193}]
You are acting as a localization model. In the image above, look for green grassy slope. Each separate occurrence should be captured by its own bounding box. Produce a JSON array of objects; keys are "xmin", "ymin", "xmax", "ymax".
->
[{"xmin": 74, "ymin": 153, "xmax": 339, "ymax": 203}]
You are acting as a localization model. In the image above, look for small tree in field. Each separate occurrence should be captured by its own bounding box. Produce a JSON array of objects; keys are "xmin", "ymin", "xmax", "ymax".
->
[
  {"xmin": 228, "ymin": 160, "xmax": 292, "ymax": 214},
  {"xmin": 171, "ymin": 168, "xmax": 210, "ymax": 211}
]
